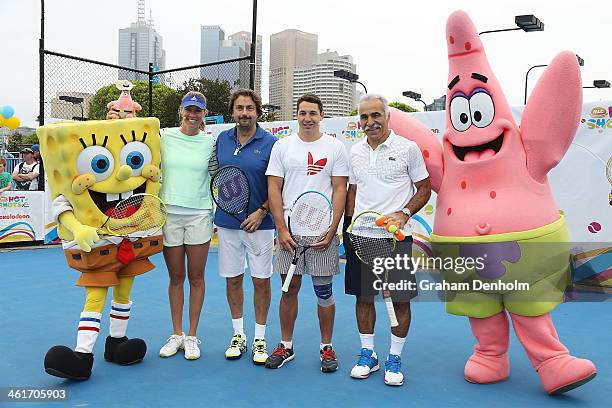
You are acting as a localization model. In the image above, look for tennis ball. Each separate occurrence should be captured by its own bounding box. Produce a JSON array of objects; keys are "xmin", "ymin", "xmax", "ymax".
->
[
  {"xmin": 387, "ymin": 224, "xmax": 398, "ymax": 233},
  {"xmin": 375, "ymin": 216, "xmax": 387, "ymax": 227}
]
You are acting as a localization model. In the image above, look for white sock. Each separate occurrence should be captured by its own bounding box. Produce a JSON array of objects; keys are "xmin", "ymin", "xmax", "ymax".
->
[
  {"xmin": 390, "ymin": 334, "xmax": 406, "ymax": 356},
  {"xmin": 359, "ymin": 333, "xmax": 375, "ymax": 350},
  {"xmin": 109, "ymin": 301, "xmax": 131, "ymax": 338},
  {"xmin": 76, "ymin": 311, "xmax": 101, "ymax": 353},
  {"xmin": 254, "ymin": 323, "xmax": 266, "ymax": 340},
  {"xmin": 281, "ymin": 340, "xmax": 293, "ymax": 349},
  {"xmin": 232, "ymin": 318, "xmax": 244, "ymax": 336},
  {"xmin": 320, "ymin": 343, "xmax": 332, "ymax": 351}
]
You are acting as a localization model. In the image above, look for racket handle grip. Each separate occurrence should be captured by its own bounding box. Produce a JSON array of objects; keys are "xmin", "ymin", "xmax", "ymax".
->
[
  {"xmin": 282, "ymin": 264, "xmax": 297, "ymax": 293},
  {"xmin": 385, "ymin": 296, "xmax": 399, "ymax": 327}
]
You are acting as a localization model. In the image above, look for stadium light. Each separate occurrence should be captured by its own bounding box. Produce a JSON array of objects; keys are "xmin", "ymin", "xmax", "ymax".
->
[
  {"xmin": 334, "ymin": 69, "xmax": 368, "ymax": 94},
  {"xmin": 402, "ymin": 91, "xmax": 427, "ymax": 111},
  {"xmin": 479, "ymin": 14, "xmax": 544, "ymax": 35},
  {"xmin": 583, "ymin": 80, "xmax": 611, "ymax": 89}
]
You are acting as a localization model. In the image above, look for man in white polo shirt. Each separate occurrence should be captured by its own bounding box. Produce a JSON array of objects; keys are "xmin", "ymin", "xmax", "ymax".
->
[{"xmin": 344, "ymin": 94, "xmax": 431, "ymax": 386}]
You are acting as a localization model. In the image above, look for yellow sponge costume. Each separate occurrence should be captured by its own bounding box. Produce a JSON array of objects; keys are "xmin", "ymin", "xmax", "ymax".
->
[{"xmin": 38, "ymin": 117, "xmax": 162, "ymax": 380}]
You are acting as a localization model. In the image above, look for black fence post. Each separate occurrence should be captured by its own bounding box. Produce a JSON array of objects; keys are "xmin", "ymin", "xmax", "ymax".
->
[
  {"xmin": 39, "ymin": 0, "xmax": 45, "ymax": 126},
  {"xmin": 249, "ymin": 0, "xmax": 257, "ymax": 90},
  {"xmin": 148, "ymin": 62, "xmax": 154, "ymax": 117}
]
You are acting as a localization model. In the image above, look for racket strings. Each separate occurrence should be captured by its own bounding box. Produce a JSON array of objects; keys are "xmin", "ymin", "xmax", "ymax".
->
[
  {"xmin": 289, "ymin": 194, "xmax": 332, "ymax": 237},
  {"xmin": 350, "ymin": 213, "xmax": 395, "ymax": 265},
  {"xmin": 212, "ymin": 167, "xmax": 250, "ymax": 214},
  {"xmin": 106, "ymin": 195, "xmax": 167, "ymax": 235},
  {"xmin": 350, "ymin": 234, "xmax": 395, "ymax": 266}
]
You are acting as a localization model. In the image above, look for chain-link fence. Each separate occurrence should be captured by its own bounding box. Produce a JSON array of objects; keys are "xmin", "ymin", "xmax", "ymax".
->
[{"xmin": 42, "ymin": 50, "xmax": 251, "ymax": 128}]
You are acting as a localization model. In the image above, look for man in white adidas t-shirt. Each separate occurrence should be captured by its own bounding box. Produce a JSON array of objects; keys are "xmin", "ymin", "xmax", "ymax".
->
[
  {"xmin": 345, "ymin": 94, "xmax": 431, "ymax": 386},
  {"xmin": 265, "ymin": 93, "xmax": 348, "ymax": 372}
]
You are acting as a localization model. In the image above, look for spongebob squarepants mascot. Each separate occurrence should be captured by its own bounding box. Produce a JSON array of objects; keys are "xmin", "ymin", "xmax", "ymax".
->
[{"xmin": 38, "ymin": 117, "xmax": 162, "ymax": 380}]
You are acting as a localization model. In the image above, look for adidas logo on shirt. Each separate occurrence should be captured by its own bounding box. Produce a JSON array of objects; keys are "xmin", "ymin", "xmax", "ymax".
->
[{"xmin": 307, "ymin": 152, "xmax": 327, "ymax": 176}]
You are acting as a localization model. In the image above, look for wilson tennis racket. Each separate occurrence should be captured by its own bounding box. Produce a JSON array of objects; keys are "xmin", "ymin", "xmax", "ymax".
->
[
  {"xmin": 66, "ymin": 193, "xmax": 167, "ymax": 248},
  {"xmin": 348, "ymin": 210, "xmax": 399, "ymax": 327},
  {"xmin": 211, "ymin": 165, "xmax": 261, "ymax": 256},
  {"xmin": 281, "ymin": 191, "xmax": 333, "ymax": 292}
]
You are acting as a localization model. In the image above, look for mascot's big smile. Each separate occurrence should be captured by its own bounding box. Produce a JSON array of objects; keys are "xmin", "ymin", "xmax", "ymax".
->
[
  {"xmin": 451, "ymin": 132, "xmax": 504, "ymax": 162},
  {"xmin": 88, "ymin": 182, "xmax": 147, "ymax": 216}
]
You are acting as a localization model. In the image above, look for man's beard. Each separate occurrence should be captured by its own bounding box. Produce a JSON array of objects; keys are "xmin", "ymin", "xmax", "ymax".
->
[{"xmin": 238, "ymin": 117, "xmax": 253, "ymax": 131}]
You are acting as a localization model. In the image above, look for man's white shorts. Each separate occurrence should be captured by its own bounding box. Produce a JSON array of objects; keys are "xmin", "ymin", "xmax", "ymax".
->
[
  {"xmin": 163, "ymin": 212, "xmax": 213, "ymax": 247},
  {"xmin": 218, "ymin": 227, "xmax": 274, "ymax": 279}
]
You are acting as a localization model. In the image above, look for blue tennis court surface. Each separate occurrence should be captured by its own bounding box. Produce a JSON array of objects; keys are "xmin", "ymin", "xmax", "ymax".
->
[{"xmin": 1, "ymin": 247, "xmax": 610, "ymax": 407}]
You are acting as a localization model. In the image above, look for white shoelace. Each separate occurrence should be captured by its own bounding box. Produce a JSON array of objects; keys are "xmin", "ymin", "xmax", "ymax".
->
[
  {"xmin": 164, "ymin": 335, "xmax": 183, "ymax": 349},
  {"xmin": 184, "ymin": 337, "xmax": 201, "ymax": 350}
]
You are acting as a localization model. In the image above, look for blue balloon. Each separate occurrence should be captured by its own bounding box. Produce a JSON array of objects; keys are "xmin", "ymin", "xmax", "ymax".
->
[{"xmin": 2, "ymin": 105, "xmax": 14, "ymax": 119}]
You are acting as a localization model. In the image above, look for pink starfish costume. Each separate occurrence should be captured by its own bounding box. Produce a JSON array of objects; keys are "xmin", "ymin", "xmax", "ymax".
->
[{"xmin": 388, "ymin": 11, "xmax": 596, "ymax": 395}]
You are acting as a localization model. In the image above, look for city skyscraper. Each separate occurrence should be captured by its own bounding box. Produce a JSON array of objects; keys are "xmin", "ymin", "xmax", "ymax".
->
[
  {"xmin": 426, "ymin": 95, "xmax": 447, "ymax": 111},
  {"xmin": 228, "ymin": 31, "xmax": 262, "ymax": 96},
  {"xmin": 269, "ymin": 29, "xmax": 318, "ymax": 120},
  {"xmin": 117, "ymin": 0, "xmax": 165, "ymax": 82},
  {"xmin": 292, "ymin": 51, "xmax": 357, "ymax": 118},
  {"xmin": 200, "ymin": 27, "xmax": 259, "ymax": 91}
]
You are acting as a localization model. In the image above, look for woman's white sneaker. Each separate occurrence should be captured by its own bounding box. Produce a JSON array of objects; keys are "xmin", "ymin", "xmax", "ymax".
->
[
  {"xmin": 184, "ymin": 336, "xmax": 201, "ymax": 360},
  {"xmin": 159, "ymin": 333, "xmax": 185, "ymax": 357}
]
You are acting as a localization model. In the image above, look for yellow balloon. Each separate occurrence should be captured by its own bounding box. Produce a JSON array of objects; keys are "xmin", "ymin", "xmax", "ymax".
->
[
  {"xmin": 0, "ymin": 117, "xmax": 5, "ymax": 128},
  {"xmin": 6, "ymin": 116, "xmax": 20, "ymax": 130}
]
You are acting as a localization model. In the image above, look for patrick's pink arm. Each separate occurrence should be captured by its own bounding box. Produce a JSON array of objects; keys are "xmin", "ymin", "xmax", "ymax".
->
[
  {"xmin": 520, "ymin": 51, "xmax": 582, "ymax": 183},
  {"xmin": 388, "ymin": 107, "xmax": 444, "ymax": 193},
  {"xmin": 132, "ymin": 101, "xmax": 142, "ymax": 112}
]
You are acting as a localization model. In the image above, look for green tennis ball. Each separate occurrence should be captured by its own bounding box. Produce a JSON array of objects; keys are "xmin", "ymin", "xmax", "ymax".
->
[{"xmin": 388, "ymin": 224, "xmax": 397, "ymax": 233}]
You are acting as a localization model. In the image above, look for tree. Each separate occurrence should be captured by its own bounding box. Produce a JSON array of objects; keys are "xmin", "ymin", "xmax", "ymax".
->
[
  {"xmin": 389, "ymin": 101, "xmax": 419, "ymax": 113},
  {"xmin": 7, "ymin": 132, "xmax": 24, "ymax": 152},
  {"xmin": 177, "ymin": 78, "xmax": 233, "ymax": 122},
  {"xmin": 260, "ymin": 112, "xmax": 278, "ymax": 122},
  {"xmin": 89, "ymin": 81, "xmax": 181, "ymax": 128},
  {"xmin": 25, "ymin": 132, "xmax": 39, "ymax": 146}
]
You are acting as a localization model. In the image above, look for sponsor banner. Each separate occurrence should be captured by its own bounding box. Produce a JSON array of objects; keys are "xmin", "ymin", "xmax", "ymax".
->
[{"xmin": 0, "ymin": 191, "xmax": 45, "ymax": 242}]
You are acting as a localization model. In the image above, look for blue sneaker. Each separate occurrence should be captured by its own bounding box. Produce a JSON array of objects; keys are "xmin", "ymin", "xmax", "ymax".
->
[
  {"xmin": 384, "ymin": 354, "xmax": 404, "ymax": 386},
  {"xmin": 350, "ymin": 348, "xmax": 380, "ymax": 379}
]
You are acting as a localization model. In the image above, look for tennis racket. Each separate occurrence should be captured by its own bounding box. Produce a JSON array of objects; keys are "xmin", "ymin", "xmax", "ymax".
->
[
  {"xmin": 210, "ymin": 165, "xmax": 261, "ymax": 256},
  {"xmin": 348, "ymin": 210, "xmax": 400, "ymax": 327},
  {"xmin": 281, "ymin": 191, "xmax": 333, "ymax": 292},
  {"xmin": 66, "ymin": 193, "xmax": 167, "ymax": 247}
]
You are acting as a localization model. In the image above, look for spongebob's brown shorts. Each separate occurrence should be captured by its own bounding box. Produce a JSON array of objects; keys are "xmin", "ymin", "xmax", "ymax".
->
[{"xmin": 64, "ymin": 235, "xmax": 163, "ymax": 287}]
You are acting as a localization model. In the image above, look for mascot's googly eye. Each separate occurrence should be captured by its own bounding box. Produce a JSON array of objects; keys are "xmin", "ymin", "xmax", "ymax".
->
[
  {"xmin": 469, "ymin": 91, "xmax": 495, "ymax": 128},
  {"xmin": 76, "ymin": 146, "xmax": 115, "ymax": 182},
  {"xmin": 450, "ymin": 95, "xmax": 471, "ymax": 132},
  {"xmin": 119, "ymin": 141, "xmax": 152, "ymax": 176}
]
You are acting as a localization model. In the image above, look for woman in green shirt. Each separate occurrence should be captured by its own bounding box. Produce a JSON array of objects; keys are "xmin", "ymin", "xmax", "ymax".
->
[{"xmin": 158, "ymin": 91, "xmax": 216, "ymax": 360}]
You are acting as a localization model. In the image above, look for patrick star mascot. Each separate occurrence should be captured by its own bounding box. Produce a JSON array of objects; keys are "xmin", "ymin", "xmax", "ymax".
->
[
  {"xmin": 389, "ymin": 11, "xmax": 596, "ymax": 395},
  {"xmin": 107, "ymin": 80, "xmax": 142, "ymax": 119}
]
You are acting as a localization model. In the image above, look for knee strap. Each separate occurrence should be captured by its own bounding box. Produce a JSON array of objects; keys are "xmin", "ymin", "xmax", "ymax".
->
[{"xmin": 312, "ymin": 276, "xmax": 334, "ymax": 307}]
